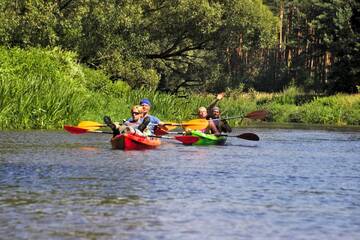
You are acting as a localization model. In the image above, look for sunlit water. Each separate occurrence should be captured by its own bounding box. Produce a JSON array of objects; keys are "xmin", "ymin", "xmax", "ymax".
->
[{"xmin": 0, "ymin": 128, "xmax": 359, "ymax": 239}]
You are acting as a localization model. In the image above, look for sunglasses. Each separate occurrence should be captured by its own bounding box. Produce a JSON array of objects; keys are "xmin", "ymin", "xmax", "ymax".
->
[{"xmin": 131, "ymin": 112, "xmax": 141, "ymax": 115}]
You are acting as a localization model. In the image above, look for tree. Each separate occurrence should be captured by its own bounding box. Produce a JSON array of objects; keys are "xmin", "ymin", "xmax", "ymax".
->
[{"xmin": 0, "ymin": 0, "xmax": 279, "ymax": 92}]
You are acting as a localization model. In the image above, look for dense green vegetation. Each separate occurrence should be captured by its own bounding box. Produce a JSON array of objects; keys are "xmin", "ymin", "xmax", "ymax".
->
[
  {"xmin": 0, "ymin": 0, "xmax": 358, "ymax": 94},
  {"xmin": 0, "ymin": 1, "xmax": 358, "ymax": 129},
  {"xmin": 1, "ymin": 47, "xmax": 358, "ymax": 130}
]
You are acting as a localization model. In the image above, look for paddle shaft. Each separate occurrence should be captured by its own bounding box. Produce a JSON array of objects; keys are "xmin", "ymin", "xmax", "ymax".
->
[
  {"xmin": 217, "ymin": 133, "xmax": 259, "ymax": 141},
  {"xmin": 213, "ymin": 110, "xmax": 268, "ymax": 121},
  {"xmin": 158, "ymin": 131, "xmax": 259, "ymax": 141}
]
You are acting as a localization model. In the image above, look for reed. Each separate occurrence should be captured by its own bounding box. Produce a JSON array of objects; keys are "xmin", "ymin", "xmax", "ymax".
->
[
  {"xmin": 0, "ymin": 47, "xmax": 87, "ymax": 129},
  {"xmin": 1, "ymin": 47, "xmax": 359, "ymax": 129}
]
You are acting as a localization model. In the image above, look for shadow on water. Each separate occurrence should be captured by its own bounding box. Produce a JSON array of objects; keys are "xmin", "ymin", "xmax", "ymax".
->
[{"xmin": 226, "ymin": 144, "xmax": 258, "ymax": 148}]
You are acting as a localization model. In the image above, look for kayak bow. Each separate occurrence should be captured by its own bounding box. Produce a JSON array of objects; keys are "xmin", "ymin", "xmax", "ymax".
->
[{"xmin": 110, "ymin": 133, "xmax": 161, "ymax": 150}]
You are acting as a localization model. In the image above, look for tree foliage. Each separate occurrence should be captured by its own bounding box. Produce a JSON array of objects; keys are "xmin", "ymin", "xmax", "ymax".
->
[
  {"xmin": 0, "ymin": 0, "xmax": 357, "ymax": 93},
  {"xmin": 262, "ymin": 0, "xmax": 359, "ymax": 93}
]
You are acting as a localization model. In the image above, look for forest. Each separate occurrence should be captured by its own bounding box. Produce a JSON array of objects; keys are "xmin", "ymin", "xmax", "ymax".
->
[{"xmin": 1, "ymin": 0, "xmax": 358, "ymax": 94}]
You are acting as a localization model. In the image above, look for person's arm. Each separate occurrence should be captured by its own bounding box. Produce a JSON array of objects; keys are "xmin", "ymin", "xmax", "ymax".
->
[
  {"xmin": 207, "ymin": 92, "xmax": 224, "ymax": 112},
  {"xmin": 221, "ymin": 119, "xmax": 232, "ymax": 133},
  {"xmin": 208, "ymin": 119, "xmax": 220, "ymax": 135},
  {"xmin": 148, "ymin": 115, "xmax": 162, "ymax": 124}
]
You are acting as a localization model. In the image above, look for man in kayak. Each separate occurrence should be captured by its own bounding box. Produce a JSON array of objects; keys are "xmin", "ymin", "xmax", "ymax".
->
[
  {"xmin": 204, "ymin": 92, "xmax": 232, "ymax": 133},
  {"xmin": 209, "ymin": 106, "xmax": 232, "ymax": 133},
  {"xmin": 139, "ymin": 98, "xmax": 165, "ymax": 134},
  {"xmin": 207, "ymin": 92, "xmax": 225, "ymax": 117}
]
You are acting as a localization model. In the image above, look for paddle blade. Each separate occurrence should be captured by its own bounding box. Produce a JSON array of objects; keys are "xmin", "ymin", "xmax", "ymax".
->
[
  {"xmin": 163, "ymin": 122, "xmax": 180, "ymax": 130},
  {"xmin": 78, "ymin": 121, "xmax": 106, "ymax": 129},
  {"xmin": 154, "ymin": 126, "xmax": 169, "ymax": 136},
  {"xmin": 175, "ymin": 135, "xmax": 199, "ymax": 145},
  {"xmin": 64, "ymin": 125, "xmax": 89, "ymax": 134},
  {"xmin": 182, "ymin": 119, "xmax": 209, "ymax": 131},
  {"xmin": 237, "ymin": 133, "xmax": 259, "ymax": 141},
  {"xmin": 245, "ymin": 110, "xmax": 268, "ymax": 120},
  {"xmin": 161, "ymin": 124, "xmax": 177, "ymax": 131}
]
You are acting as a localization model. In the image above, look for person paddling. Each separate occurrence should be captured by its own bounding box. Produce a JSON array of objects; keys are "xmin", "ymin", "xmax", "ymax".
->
[
  {"xmin": 204, "ymin": 92, "xmax": 232, "ymax": 133},
  {"xmin": 196, "ymin": 106, "xmax": 220, "ymax": 135},
  {"xmin": 207, "ymin": 92, "xmax": 225, "ymax": 119},
  {"xmin": 210, "ymin": 106, "xmax": 232, "ymax": 133},
  {"xmin": 123, "ymin": 105, "xmax": 151, "ymax": 135},
  {"xmin": 104, "ymin": 105, "xmax": 151, "ymax": 136}
]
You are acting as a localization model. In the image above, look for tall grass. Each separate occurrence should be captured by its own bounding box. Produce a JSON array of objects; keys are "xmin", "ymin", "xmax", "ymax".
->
[
  {"xmin": 0, "ymin": 47, "xmax": 88, "ymax": 129},
  {"xmin": 1, "ymin": 47, "xmax": 359, "ymax": 129},
  {"xmin": 298, "ymin": 94, "xmax": 360, "ymax": 125}
]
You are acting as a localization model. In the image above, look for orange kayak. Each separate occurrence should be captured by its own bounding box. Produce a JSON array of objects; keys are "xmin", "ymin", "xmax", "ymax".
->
[{"xmin": 111, "ymin": 133, "xmax": 161, "ymax": 150}]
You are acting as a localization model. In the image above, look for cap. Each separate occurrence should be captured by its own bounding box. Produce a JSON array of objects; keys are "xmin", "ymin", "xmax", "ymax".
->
[
  {"xmin": 139, "ymin": 98, "xmax": 151, "ymax": 106},
  {"xmin": 212, "ymin": 106, "xmax": 220, "ymax": 112}
]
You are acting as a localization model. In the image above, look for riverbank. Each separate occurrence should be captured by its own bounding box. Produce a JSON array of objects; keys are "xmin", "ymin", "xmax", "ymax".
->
[{"xmin": 1, "ymin": 47, "xmax": 359, "ymax": 129}]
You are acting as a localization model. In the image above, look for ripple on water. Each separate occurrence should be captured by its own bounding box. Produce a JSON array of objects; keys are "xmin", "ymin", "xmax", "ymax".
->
[{"xmin": 0, "ymin": 129, "xmax": 359, "ymax": 239}]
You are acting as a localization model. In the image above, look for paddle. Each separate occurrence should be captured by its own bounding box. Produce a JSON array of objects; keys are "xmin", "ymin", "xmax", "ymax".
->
[
  {"xmin": 213, "ymin": 110, "xmax": 268, "ymax": 122},
  {"xmin": 65, "ymin": 125, "xmax": 182, "ymax": 137},
  {"xmin": 160, "ymin": 131, "xmax": 259, "ymax": 141},
  {"xmin": 172, "ymin": 119, "xmax": 209, "ymax": 131},
  {"xmin": 65, "ymin": 125, "xmax": 186, "ymax": 142},
  {"xmin": 74, "ymin": 118, "xmax": 208, "ymax": 132},
  {"xmin": 78, "ymin": 121, "xmax": 106, "ymax": 128},
  {"xmin": 174, "ymin": 135, "xmax": 200, "ymax": 145},
  {"xmin": 167, "ymin": 110, "xmax": 268, "ymax": 132},
  {"xmin": 64, "ymin": 125, "xmax": 112, "ymax": 134},
  {"xmin": 217, "ymin": 133, "xmax": 259, "ymax": 141}
]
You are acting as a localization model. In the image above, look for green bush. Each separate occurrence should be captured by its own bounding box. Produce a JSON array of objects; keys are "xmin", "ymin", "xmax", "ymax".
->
[
  {"xmin": 0, "ymin": 47, "xmax": 88, "ymax": 129},
  {"xmin": 298, "ymin": 94, "xmax": 360, "ymax": 125}
]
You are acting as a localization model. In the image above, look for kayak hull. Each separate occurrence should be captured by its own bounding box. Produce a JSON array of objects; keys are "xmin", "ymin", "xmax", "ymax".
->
[
  {"xmin": 111, "ymin": 134, "xmax": 161, "ymax": 150},
  {"xmin": 175, "ymin": 131, "xmax": 227, "ymax": 146}
]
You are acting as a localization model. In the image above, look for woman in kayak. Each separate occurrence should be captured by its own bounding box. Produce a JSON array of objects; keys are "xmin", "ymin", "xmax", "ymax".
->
[
  {"xmin": 104, "ymin": 105, "xmax": 151, "ymax": 136},
  {"xmin": 123, "ymin": 105, "xmax": 152, "ymax": 135},
  {"xmin": 197, "ymin": 106, "xmax": 220, "ymax": 135}
]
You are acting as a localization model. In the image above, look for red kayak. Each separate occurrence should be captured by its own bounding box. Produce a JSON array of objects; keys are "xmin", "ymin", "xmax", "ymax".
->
[{"xmin": 111, "ymin": 133, "xmax": 161, "ymax": 150}]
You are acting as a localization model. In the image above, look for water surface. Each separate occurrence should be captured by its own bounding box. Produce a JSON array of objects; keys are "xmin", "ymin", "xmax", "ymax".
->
[{"xmin": 0, "ymin": 128, "xmax": 359, "ymax": 239}]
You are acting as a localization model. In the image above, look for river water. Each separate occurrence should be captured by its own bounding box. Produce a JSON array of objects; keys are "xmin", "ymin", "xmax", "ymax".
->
[{"xmin": 0, "ymin": 128, "xmax": 359, "ymax": 239}]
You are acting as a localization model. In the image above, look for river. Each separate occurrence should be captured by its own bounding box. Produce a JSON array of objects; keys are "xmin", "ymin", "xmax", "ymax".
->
[{"xmin": 0, "ymin": 128, "xmax": 359, "ymax": 239}]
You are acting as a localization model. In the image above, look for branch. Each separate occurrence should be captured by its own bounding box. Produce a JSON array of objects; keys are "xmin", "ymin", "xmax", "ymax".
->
[
  {"xmin": 146, "ymin": 40, "xmax": 209, "ymax": 59},
  {"xmin": 58, "ymin": 0, "xmax": 73, "ymax": 11}
]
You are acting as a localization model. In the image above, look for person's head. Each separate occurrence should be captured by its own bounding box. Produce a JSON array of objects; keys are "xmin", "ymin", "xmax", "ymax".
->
[
  {"xmin": 198, "ymin": 106, "xmax": 207, "ymax": 119},
  {"xmin": 212, "ymin": 106, "xmax": 221, "ymax": 118},
  {"xmin": 139, "ymin": 98, "xmax": 151, "ymax": 114},
  {"xmin": 131, "ymin": 105, "xmax": 144, "ymax": 121}
]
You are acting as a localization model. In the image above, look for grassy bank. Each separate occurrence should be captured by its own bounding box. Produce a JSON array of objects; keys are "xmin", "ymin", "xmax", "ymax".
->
[{"xmin": 0, "ymin": 47, "xmax": 359, "ymax": 130}]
